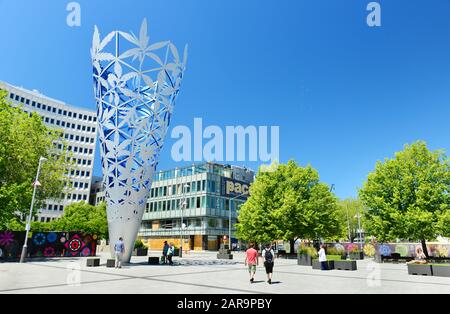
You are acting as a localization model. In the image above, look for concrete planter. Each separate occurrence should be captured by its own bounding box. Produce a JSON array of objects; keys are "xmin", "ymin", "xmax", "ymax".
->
[
  {"xmin": 349, "ymin": 252, "xmax": 364, "ymax": 260},
  {"xmin": 334, "ymin": 260, "xmax": 357, "ymax": 271},
  {"xmin": 407, "ymin": 263, "xmax": 433, "ymax": 276},
  {"xmin": 431, "ymin": 265, "xmax": 450, "ymax": 277},
  {"xmin": 312, "ymin": 260, "xmax": 334, "ymax": 270},
  {"xmin": 297, "ymin": 254, "xmax": 313, "ymax": 266},
  {"xmin": 148, "ymin": 257, "xmax": 160, "ymax": 265},
  {"xmin": 217, "ymin": 253, "xmax": 233, "ymax": 260},
  {"xmin": 86, "ymin": 258, "xmax": 100, "ymax": 267},
  {"xmin": 106, "ymin": 259, "xmax": 115, "ymax": 268}
]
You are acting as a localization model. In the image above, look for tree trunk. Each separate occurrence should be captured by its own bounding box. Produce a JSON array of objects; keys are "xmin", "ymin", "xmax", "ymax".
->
[
  {"xmin": 290, "ymin": 239, "xmax": 295, "ymax": 254},
  {"xmin": 421, "ymin": 239, "xmax": 429, "ymax": 258}
]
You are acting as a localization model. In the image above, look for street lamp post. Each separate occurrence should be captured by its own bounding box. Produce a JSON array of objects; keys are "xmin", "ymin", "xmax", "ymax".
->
[
  {"xmin": 356, "ymin": 210, "xmax": 363, "ymax": 251},
  {"xmin": 179, "ymin": 183, "xmax": 190, "ymax": 258},
  {"xmin": 346, "ymin": 204, "xmax": 351, "ymax": 242},
  {"xmin": 228, "ymin": 194, "xmax": 244, "ymax": 251},
  {"xmin": 20, "ymin": 157, "xmax": 47, "ymax": 263}
]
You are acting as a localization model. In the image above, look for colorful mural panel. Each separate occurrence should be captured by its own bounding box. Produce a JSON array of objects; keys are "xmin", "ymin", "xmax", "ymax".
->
[{"xmin": 0, "ymin": 231, "xmax": 97, "ymax": 261}]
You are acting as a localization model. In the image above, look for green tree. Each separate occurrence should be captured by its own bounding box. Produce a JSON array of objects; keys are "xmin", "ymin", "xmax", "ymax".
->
[
  {"xmin": 236, "ymin": 160, "xmax": 341, "ymax": 252},
  {"xmin": 0, "ymin": 91, "xmax": 70, "ymax": 228},
  {"xmin": 337, "ymin": 198, "xmax": 365, "ymax": 242},
  {"xmin": 52, "ymin": 202, "xmax": 108, "ymax": 239},
  {"xmin": 359, "ymin": 141, "xmax": 450, "ymax": 257}
]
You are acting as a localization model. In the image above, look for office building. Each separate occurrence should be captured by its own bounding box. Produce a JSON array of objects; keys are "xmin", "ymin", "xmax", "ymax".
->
[
  {"xmin": 0, "ymin": 81, "xmax": 98, "ymax": 222},
  {"xmin": 138, "ymin": 162, "xmax": 254, "ymax": 251}
]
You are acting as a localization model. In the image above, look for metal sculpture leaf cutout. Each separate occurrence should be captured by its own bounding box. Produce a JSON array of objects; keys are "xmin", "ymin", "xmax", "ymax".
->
[{"xmin": 92, "ymin": 18, "xmax": 187, "ymax": 217}]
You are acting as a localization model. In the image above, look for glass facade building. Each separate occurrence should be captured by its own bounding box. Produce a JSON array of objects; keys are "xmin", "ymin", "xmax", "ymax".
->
[
  {"xmin": 0, "ymin": 81, "xmax": 98, "ymax": 222},
  {"xmin": 138, "ymin": 163, "xmax": 254, "ymax": 251}
]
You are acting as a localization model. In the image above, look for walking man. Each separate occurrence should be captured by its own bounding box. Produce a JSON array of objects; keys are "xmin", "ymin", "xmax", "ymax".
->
[
  {"xmin": 114, "ymin": 237, "xmax": 125, "ymax": 269},
  {"xmin": 245, "ymin": 243, "xmax": 259, "ymax": 283},
  {"xmin": 162, "ymin": 241, "xmax": 169, "ymax": 264},
  {"xmin": 262, "ymin": 243, "xmax": 275, "ymax": 284}
]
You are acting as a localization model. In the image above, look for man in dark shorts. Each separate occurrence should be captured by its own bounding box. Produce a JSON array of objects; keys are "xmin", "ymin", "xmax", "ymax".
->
[{"xmin": 262, "ymin": 243, "xmax": 275, "ymax": 284}]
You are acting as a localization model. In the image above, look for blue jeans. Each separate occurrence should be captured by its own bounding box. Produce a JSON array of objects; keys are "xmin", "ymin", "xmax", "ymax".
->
[{"xmin": 320, "ymin": 261, "xmax": 328, "ymax": 270}]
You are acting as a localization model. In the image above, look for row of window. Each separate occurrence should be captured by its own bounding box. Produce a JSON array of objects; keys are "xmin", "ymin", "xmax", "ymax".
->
[
  {"xmin": 70, "ymin": 181, "xmax": 89, "ymax": 189},
  {"xmin": 63, "ymin": 133, "xmax": 95, "ymax": 144},
  {"xmin": 46, "ymin": 204, "xmax": 64, "ymax": 211},
  {"xmin": 10, "ymin": 92, "xmax": 96, "ymax": 122},
  {"xmin": 68, "ymin": 145, "xmax": 94, "ymax": 155},
  {"xmin": 55, "ymin": 143, "xmax": 94, "ymax": 155},
  {"xmin": 66, "ymin": 157, "xmax": 93, "ymax": 167},
  {"xmin": 150, "ymin": 180, "xmax": 219, "ymax": 198},
  {"xmin": 41, "ymin": 115, "xmax": 96, "ymax": 133},
  {"xmin": 68, "ymin": 169, "xmax": 91, "ymax": 177},
  {"xmin": 146, "ymin": 196, "xmax": 242, "ymax": 213},
  {"xmin": 66, "ymin": 193, "xmax": 88, "ymax": 201}
]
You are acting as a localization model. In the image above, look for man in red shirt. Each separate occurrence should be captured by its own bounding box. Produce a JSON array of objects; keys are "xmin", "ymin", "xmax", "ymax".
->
[{"xmin": 245, "ymin": 243, "xmax": 259, "ymax": 283}]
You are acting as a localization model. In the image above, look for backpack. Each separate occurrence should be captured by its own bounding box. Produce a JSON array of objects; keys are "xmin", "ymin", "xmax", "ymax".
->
[{"xmin": 264, "ymin": 248, "xmax": 273, "ymax": 263}]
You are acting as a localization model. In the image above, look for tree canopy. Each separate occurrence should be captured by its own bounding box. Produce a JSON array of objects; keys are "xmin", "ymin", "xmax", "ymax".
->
[
  {"xmin": 236, "ymin": 160, "xmax": 341, "ymax": 250},
  {"xmin": 359, "ymin": 141, "xmax": 450, "ymax": 255},
  {"xmin": 336, "ymin": 198, "xmax": 365, "ymax": 242},
  {"xmin": 0, "ymin": 91, "xmax": 70, "ymax": 228}
]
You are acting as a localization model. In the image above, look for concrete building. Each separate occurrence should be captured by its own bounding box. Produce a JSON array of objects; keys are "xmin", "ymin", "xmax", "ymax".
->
[
  {"xmin": 138, "ymin": 163, "xmax": 254, "ymax": 251},
  {"xmin": 0, "ymin": 81, "xmax": 98, "ymax": 222}
]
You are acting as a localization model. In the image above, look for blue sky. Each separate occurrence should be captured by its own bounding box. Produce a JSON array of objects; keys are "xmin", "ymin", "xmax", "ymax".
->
[{"xmin": 1, "ymin": 0, "xmax": 450, "ymax": 199}]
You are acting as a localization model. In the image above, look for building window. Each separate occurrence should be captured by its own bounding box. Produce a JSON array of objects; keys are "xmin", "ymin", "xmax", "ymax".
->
[
  {"xmin": 61, "ymin": 121, "xmax": 65, "ymax": 127},
  {"xmin": 56, "ymin": 120, "xmax": 60, "ymax": 126},
  {"xmin": 41, "ymin": 217, "xmax": 45, "ymax": 222},
  {"xmin": 52, "ymin": 107, "xmax": 56, "ymax": 113},
  {"xmin": 83, "ymin": 195, "xmax": 87, "ymax": 200},
  {"xmin": 60, "ymin": 205, "xmax": 64, "ymax": 211},
  {"xmin": 89, "ymin": 149, "xmax": 93, "ymax": 154},
  {"xmin": 47, "ymin": 106, "xmax": 52, "ymax": 112},
  {"xmin": 58, "ymin": 109, "xmax": 62, "ymax": 114},
  {"xmin": 63, "ymin": 110, "xmax": 67, "ymax": 116},
  {"xmin": 77, "ymin": 124, "xmax": 81, "ymax": 130},
  {"xmin": 25, "ymin": 99, "xmax": 30, "ymax": 105},
  {"xmin": 75, "ymin": 135, "xmax": 80, "ymax": 141},
  {"xmin": 48, "ymin": 204, "xmax": 53, "ymax": 210},
  {"xmin": 9, "ymin": 93, "xmax": 14, "ymax": 99},
  {"xmin": 50, "ymin": 118, "xmax": 54, "ymax": 124},
  {"xmin": 68, "ymin": 112, "xmax": 72, "ymax": 118},
  {"xmin": 46, "ymin": 218, "xmax": 51, "ymax": 223},
  {"xmin": 32, "ymin": 101, "xmax": 36, "ymax": 107},
  {"xmin": 81, "ymin": 136, "xmax": 85, "ymax": 142},
  {"xmin": 197, "ymin": 197, "xmax": 201, "ymax": 208},
  {"xmin": 37, "ymin": 103, "xmax": 41, "ymax": 109}
]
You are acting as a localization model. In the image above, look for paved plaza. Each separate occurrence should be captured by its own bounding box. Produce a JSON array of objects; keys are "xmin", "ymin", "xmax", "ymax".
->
[{"xmin": 0, "ymin": 251, "xmax": 449, "ymax": 294}]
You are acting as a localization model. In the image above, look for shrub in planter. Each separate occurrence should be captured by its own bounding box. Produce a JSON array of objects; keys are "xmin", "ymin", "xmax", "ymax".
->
[
  {"xmin": 327, "ymin": 246, "xmax": 345, "ymax": 259},
  {"xmin": 133, "ymin": 240, "xmax": 148, "ymax": 256},
  {"xmin": 347, "ymin": 243, "xmax": 364, "ymax": 260},
  {"xmin": 297, "ymin": 245, "xmax": 318, "ymax": 266}
]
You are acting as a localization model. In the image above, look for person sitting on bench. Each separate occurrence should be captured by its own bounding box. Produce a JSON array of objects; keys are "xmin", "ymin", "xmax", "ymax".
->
[{"xmin": 408, "ymin": 247, "xmax": 427, "ymax": 264}]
